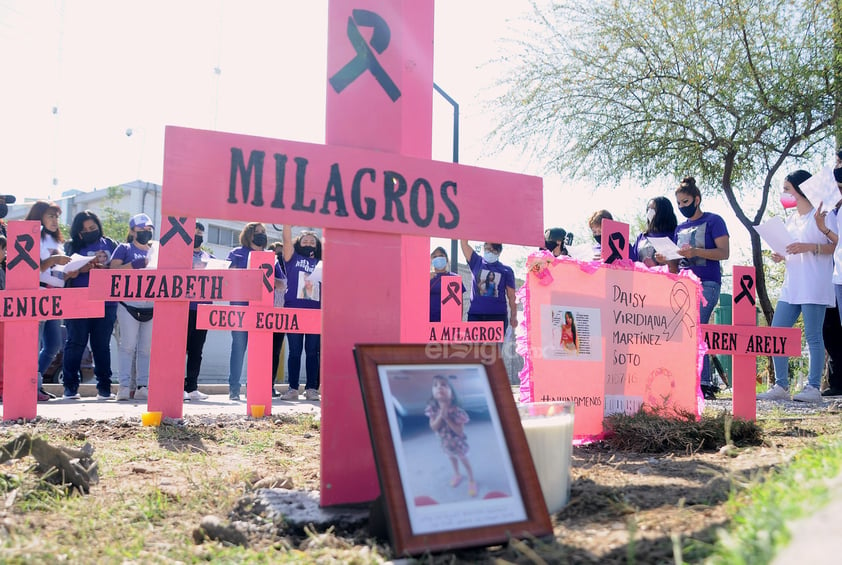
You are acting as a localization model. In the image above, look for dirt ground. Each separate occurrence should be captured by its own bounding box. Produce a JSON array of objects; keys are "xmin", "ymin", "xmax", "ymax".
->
[{"xmin": 2, "ymin": 400, "xmax": 841, "ymax": 563}]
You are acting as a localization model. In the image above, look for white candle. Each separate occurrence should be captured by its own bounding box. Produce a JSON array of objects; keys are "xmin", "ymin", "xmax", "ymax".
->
[{"xmin": 520, "ymin": 410, "xmax": 574, "ymax": 514}]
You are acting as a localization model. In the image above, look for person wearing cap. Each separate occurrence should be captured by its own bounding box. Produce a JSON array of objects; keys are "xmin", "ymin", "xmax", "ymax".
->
[
  {"xmin": 655, "ymin": 177, "xmax": 730, "ymax": 400},
  {"xmin": 109, "ymin": 213, "xmax": 155, "ymax": 402},
  {"xmin": 758, "ymin": 170, "xmax": 835, "ymax": 404},
  {"xmin": 25, "ymin": 201, "xmax": 73, "ymax": 402}
]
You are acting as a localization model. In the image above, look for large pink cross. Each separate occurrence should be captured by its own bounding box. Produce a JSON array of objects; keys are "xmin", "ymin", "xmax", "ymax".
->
[
  {"xmin": 88, "ymin": 218, "xmax": 264, "ymax": 418},
  {"xmin": 1, "ymin": 221, "xmax": 103, "ymax": 420},
  {"xmin": 159, "ymin": 0, "xmax": 542, "ymax": 506},
  {"xmin": 194, "ymin": 250, "xmax": 322, "ymax": 416}
]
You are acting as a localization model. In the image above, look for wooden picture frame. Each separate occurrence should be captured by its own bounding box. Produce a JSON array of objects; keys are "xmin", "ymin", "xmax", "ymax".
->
[{"xmin": 353, "ymin": 343, "xmax": 552, "ymax": 556}]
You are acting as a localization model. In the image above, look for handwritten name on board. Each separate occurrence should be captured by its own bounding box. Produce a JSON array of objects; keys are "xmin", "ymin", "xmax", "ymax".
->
[
  {"xmin": 426, "ymin": 323, "xmax": 504, "ymax": 342},
  {"xmin": 88, "ymin": 270, "xmax": 264, "ymax": 302}
]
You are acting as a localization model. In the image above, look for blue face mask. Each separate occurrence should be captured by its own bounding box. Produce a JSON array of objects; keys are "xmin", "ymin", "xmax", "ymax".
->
[
  {"xmin": 431, "ymin": 256, "xmax": 447, "ymax": 270},
  {"xmin": 483, "ymin": 251, "xmax": 499, "ymax": 264}
]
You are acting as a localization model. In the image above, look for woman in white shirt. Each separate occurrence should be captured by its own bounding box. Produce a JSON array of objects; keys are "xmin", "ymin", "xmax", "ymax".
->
[
  {"xmin": 758, "ymin": 170, "xmax": 836, "ymax": 403},
  {"xmin": 24, "ymin": 201, "xmax": 72, "ymax": 401}
]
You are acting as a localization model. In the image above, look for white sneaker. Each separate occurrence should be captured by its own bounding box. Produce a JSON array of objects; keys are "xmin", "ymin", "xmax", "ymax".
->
[
  {"xmin": 280, "ymin": 388, "xmax": 299, "ymax": 400},
  {"xmin": 134, "ymin": 386, "xmax": 149, "ymax": 400},
  {"xmin": 187, "ymin": 390, "xmax": 208, "ymax": 401},
  {"xmin": 303, "ymin": 388, "xmax": 320, "ymax": 401},
  {"xmin": 792, "ymin": 385, "xmax": 822, "ymax": 403},
  {"xmin": 183, "ymin": 390, "xmax": 189, "ymax": 400},
  {"xmin": 116, "ymin": 386, "xmax": 131, "ymax": 401},
  {"xmin": 757, "ymin": 384, "xmax": 790, "ymax": 401}
]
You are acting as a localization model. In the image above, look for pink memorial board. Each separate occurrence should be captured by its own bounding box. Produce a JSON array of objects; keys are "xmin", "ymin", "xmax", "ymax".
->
[{"xmin": 519, "ymin": 253, "xmax": 700, "ymax": 440}]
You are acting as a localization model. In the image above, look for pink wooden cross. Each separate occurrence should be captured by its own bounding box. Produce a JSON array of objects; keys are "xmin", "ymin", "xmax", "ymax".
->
[
  {"xmin": 1, "ymin": 221, "xmax": 104, "ymax": 420},
  {"xmin": 88, "ymin": 216, "xmax": 264, "ymax": 418},
  {"xmin": 159, "ymin": 0, "xmax": 543, "ymax": 506},
  {"xmin": 194, "ymin": 250, "xmax": 322, "ymax": 416},
  {"xmin": 408, "ymin": 275, "xmax": 504, "ymax": 343},
  {"xmin": 701, "ymin": 265, "xmax": 800, "ymax": 420}
]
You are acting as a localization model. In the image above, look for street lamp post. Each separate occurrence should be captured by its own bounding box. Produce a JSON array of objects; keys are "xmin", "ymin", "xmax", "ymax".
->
[{"xmin": 433, "ymin": 83, "xmax": 460, "ymax": 271}]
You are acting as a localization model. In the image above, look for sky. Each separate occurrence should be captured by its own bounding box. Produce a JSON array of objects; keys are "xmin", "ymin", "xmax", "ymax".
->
[{"xmin": 0, "ymin": 0, "xmax": 778, "ymax": 286}]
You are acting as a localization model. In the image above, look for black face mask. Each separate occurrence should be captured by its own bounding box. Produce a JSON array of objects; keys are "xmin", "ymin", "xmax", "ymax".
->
[
  {"xmin": 544, "ymin": 240, "xmax": 558, "ymax": 251},
  {"xmin": 251, "ymin": 233, "xmax": 267, "ymax": 248},
  {"xmin": 678, "ymin": 203, "xmax": 697, "ymax": 219},
  {"xmin": 80, "ymin": 230, "xmax": 101, "ymax": 245},
  {"xmin": 135, "ymin": 231, "xmax": 153, "ymax": 245},
  {"xmin": 193, "ymin": 235, "xmax": 203, "ymax": 249},
  {"xmin": 593, "ymin": 234, "xmax": 602, "ymax": 246},
  {"xmin": 296, "ymin": 244, "xmax": 317, "ymax": 258}
]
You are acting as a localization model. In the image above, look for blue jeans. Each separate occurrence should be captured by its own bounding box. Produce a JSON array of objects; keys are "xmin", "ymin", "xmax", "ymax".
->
[
  {"xmin": 38, "ymin": 319, "xmax": 63, "ymax": 388},
  {"xmin": 699, "ymin": 281, "xmax": 720, "ymax": 386},
  {"xmin": 228, "ymin": 330, "xmax": 248, "ymax": 394},
  {"xmin": 836, "ymin": 284, "xmax": 842, "ymax": 324},
  {"xmin": 287, "ymin": 333, "xmax": 320, "ymax": 390},
  {"xmin": 772, "ymin": 300, "xmax": 826, "ymax": 389},
  {"xmin": 63, "ymin": 303, "xmax": 117, "ymax": 396}
]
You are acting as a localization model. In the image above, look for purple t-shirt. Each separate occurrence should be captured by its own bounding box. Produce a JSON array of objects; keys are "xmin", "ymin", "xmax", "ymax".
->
[
  {"xmin": 467, "ymin": 252, "xmax": 515, "ymax": 316},
  {"xmin": 629, "ymin": 231, "xmax": 675, "ymax": 264},
  {"xmin": 674, "ymin": 212, "xmax": 729, "ymax": 284},
  {"xmin": 66, "ymin": 237, "xmax": 117, "ymax": 288},
  {"xmin": 111, "ymin": 242, "xmax": 152, "ymax": 308},
  {"xmin": 284, "ymin": 252, "xmax": 321, "ymax": 309}
]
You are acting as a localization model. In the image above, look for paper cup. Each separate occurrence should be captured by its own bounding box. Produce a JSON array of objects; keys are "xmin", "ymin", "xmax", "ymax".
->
[
  {"xmin": 250, "ymin": 405, "xmax": 265, "ymax": 418},
  {"xmin": 141, "ymin": 411, "xmax": 162, "ymax": 427},
  {"xmin": 518, "ymin": 401, "xmax": 575, "ymax": 514}
]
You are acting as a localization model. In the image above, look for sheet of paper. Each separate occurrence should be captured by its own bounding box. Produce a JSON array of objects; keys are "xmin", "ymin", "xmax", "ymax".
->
[
  {"xmin": 52, "ymin": 253, "xmax": 97, "ymax": 274},
  {"xmin": 645, "ymin": 236, "xmax": 683, "ymax": 261},
  {"xmin": 753, "ymin": 217, "xmax": 795, "ymax": 256},
  {"xmin": 205, "ymin": 258, "xmax": 231, "ymax": 270},
  {"xmin": 800, "ymin": 165, "xmax": 842, "ymax": 211},
  {"xmin": 565, "ymin": 243, "xmax": 595, "ymax": 262}
]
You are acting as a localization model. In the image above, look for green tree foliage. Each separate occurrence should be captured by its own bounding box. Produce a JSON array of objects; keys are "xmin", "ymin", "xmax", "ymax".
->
[
  {"xmin": 100, "ymin": 185, "xmax": 131, "ymax": 242},
  {"xmin": 492, "ymin": 0, "xmax": 838, "ymax": 323}
]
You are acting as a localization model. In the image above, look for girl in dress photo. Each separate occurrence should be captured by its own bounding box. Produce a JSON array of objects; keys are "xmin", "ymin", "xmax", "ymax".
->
[{"xmin": 424, "ymin": 375, "xmax": 477, "ymax": 497}]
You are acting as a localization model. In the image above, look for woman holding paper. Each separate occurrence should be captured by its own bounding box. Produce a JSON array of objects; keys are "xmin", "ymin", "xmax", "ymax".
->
[
  {"xmin": 25, "ymin": 201, "xmax": 73, "ymax": 402},
  {"xmin": 630, "ymin": 197, "xmax": 678, "ymax": 267},
  {"xmin": 656, "ymin": 177, "xmax": 729, "ymax": 400},
  {"xmin": 757, "ymin": 170, "xmax": 836, "ymax": 403}
]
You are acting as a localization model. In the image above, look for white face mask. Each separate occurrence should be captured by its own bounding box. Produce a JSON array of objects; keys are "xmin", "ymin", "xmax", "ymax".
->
[
  {"xmin": 646, "ymin": 208, "xmax": 656, "ymax": 223},
  {"xmin": 483, "ymin": 251, "xmax": 499, "ymax": 264}
]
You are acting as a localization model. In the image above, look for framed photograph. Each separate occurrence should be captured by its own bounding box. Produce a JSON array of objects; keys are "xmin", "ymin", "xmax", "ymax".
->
[{"xmin": 353, "ymin": 343, "xmax": 552, "ymax": 556}]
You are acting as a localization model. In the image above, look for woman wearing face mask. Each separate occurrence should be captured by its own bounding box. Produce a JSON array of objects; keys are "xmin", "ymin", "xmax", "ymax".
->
[
  {"xmin": 460, "ymin": 240, "xmax": 518, "ymax": 333},
  {"xmin": 25, "ymin": 201, "xmax": 72, "ymax": 401},
  {"xmin": 280, "ymin": 225, "xmax": 322, "ymax": 401},
  {"xmin": 226, "ymin": 222, "xmax": 268, "ymax": 401},
  {"xmin": 62, "ymin": 210, "xmax": 119, "ymax": 400},
  {"xmin": 656, "ymin": 177, "xmax": 729, "ymax": 400},
  {"xmin": 109, "ymin": 213, "xmax": 156, "ymax": 401},
  {"xmin": 429, "ymin": 246, "xmax": 466, "ymax": 322},
  {"xmin": 757, "ymin": 170, "xmax": 836, "ymax": 403},
  {"xmin": 630, "ymin": 196, "xmax": 678, "ymax": 267}
]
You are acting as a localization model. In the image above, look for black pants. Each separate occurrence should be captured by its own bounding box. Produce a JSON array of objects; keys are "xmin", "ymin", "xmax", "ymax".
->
[
  {"xmin": 185, "ymin": 309, "xmax": 208, "ymax": 393},
  {"xmin": 823, "ymin": 305, "xmax": 842, "ymax": 390}
]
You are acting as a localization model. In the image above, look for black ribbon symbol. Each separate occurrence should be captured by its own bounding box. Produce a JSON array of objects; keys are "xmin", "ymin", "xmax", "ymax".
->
[
  {"xmin": 7, "ymin": 234, "xmax": 38, "ymax": 270},
  {"xmin": 160, "ymin": 216, "xmax": 191, "ymax": 247},
  {"xmin": 442, "ymin": 281, "xmax": 462, "ymax": 306},
  {"xmin": 329, "ymin": 9, "xmax": 401, "ymax": 102},
  {"xmin": 605, "ymin": 232, "xmax": 626, "ymax": 263},
  {"xmin": 734, "ymin": 274, "xmax": 756, "ymax": 306},
  {"xmin": 261, "ymin": 263, "xmax": 274, "ymax": 293}
]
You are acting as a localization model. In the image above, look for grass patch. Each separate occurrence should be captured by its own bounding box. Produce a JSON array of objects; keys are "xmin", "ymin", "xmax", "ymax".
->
[
  {"xmin": 603, "ymin": 409, "xmax": 763, "ymax": 452},
  {"xmin": 708, "ymin": 438, "xmax": 842, "ymax": 564}
]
